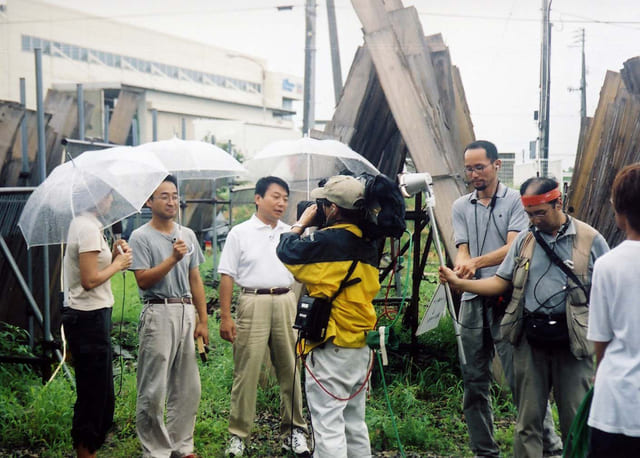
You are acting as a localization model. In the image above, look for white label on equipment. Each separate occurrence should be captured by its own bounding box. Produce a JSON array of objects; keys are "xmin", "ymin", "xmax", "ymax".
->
[{"xmin": 416, "ymin": 283, "xmax": 447, "ymax": 336}]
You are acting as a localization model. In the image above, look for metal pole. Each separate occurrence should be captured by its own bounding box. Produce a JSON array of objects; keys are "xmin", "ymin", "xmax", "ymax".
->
[
  {"xmin": 104, "ymin": 103, "xmax": 110, "ymax": 143},
  {"xmin": 580, "ymin": 28, "xmax": 587, "ymax": 119},
  {"xmin": 424, "ymin": 182, "xmax": 466, "ymax": 365},
  {"xmin": 131, "ymin": 116, "xmax": 139, "ymax": 146},
  {"xmin": 181, "ymin": 117, "xmax": 186, "ymax": 140},
  {"xmin": 20, "ymin": 78, "xmax": 30, "ymax": 184},
  {"xmin": 76, "ymin": 83, "xmax": 85, "ymax": 141},
  {"xmin": 302, "ymin": 0, "xmax": 316, "ymax": 135},
  {"xmin": 35, "ymin": 48, "xmax": 51, "ymax": 342},
  {"xmin": 326, "ymin": 0, "xmax": 343, "ymax": 105},
  {"xmin": 151, "ymin": 108, "xmax": 158, "ymax": 141},
  {"xmin": 538, "ymin": 0, "xmax": 551, "ymax": 178}
]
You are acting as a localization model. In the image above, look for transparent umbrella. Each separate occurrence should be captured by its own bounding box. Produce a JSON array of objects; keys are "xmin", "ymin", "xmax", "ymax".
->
[
  {"xmin": 18, "ymin": 147, "xmax": 168, "ymax": 247},
  {"xmin": 244, "ymin": 137, "xmax": 379, "ymax": 198},
  {"xmin": 134, "ymin": 137, "xmax": 247, "ymax": 180}
]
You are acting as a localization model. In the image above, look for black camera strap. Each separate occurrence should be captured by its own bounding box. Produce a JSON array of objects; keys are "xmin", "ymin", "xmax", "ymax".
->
[
  {"xmin": 330, "ymin": 260, "xmax": 361, "ymax": 302},
  {"xmin": 531, "ymin": 227, "xmax": 587, "ymax": 296}
]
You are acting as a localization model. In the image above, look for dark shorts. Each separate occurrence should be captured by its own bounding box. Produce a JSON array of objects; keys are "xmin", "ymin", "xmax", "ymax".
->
[{"xmin": 589, "ymin": 426, "xmax": 640, "ymax": 458}]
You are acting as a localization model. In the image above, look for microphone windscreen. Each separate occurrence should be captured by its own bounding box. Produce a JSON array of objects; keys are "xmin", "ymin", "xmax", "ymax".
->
[{"xmin": 112, "ymin": 221, "xmax": 123, "ymax": 239}]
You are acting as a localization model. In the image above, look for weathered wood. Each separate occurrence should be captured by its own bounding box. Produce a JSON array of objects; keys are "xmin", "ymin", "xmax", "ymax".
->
[
  {"xmin": 351, "ymin": 0, "xmax": 467, "ymax": 258},
  {"xmin": 621, "ymin": 56, "xmax": 640, "ymax": 98},
  {"xmin": 567, "ymin": 71, "xmax": 622, "ymax": 215},
  {"xmin": 108, "ymin": 89, "xmax": 142, "ymax": 145},
  {"xmin": 568, "ymin": 57, "xmax": 640, "ymax": 248},
  {"xmin": 0, "ymin": 102, "xmax": 25, "ymax": 173},
  {"xmin": 320, "ymin": 46, "xmax": 375, "ymax": 145}
]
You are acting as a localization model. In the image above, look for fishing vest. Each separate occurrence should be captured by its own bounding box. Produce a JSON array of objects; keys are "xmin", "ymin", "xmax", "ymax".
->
[{"xmin": 500, "ymin": 218, "xmax": 597, "ymax": 359}]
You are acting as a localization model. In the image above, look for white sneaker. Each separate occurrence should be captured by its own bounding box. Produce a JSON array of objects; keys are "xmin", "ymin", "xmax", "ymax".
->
[
  {"xmin": 225, "ymin": 435, "xmax": 245, "ymax": 457},
  {"xmin": 282, "ymin": 428, "xmax": 310, "ymax": 456}
]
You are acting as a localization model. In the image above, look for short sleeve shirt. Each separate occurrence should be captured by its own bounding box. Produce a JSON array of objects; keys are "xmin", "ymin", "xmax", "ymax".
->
[
  {"xmin": 129, "ymin": 222, "xmax": 204, "ymax": 301},
  {"xmin": 496, "ymin": 217, "xmax": 609, "ymax": 314},
  {"xmin": 587, "ymin": 240, "xmax": 640, "ymax": 435},
  {"xmin": 218, "ymin": 214, "xmax": 294, "ymax": 289},
  {"xmin": 451, "ymin": 183, "xmax": 528, "ymax": 301},
  {"xmin": 64, "ymin": 213, "xmax": 114, "ymax": 311}
]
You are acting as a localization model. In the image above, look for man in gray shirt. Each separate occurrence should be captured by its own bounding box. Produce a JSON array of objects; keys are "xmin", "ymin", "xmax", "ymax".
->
[
  {"xmin": 129, "ymin": 175, "xmax": 209, "ymax": 458},
  {"xmin": 452, "ymin": 141, "xmax": 561, "ymax": 457},
  {"xmin": 442, "ymin": 176, "xmax": 609, "ymax": 457}
]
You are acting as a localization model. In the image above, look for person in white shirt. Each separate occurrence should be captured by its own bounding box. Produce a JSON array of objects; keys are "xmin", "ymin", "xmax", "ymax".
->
[
  {"xmin": 218, "ymin": 176, "xmax": 309, "ymax": 457},
  {"xmin": 588, "ymin": 163, "xmax": 640, "ymax": 456}
]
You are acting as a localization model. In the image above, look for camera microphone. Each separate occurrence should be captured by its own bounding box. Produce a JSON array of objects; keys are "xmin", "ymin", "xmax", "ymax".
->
[{"xmin": 112, "ymin": 221, "xmax": 123, "ymax": 240}]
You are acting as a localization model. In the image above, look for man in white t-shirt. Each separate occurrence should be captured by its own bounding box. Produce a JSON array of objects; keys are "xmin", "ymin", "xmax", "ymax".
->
[
  {"xmin": 588, "ymin": 163, "xmax": 640, "ymax": 456},
  {"xmin": 218, "ymin": 176, "xmax": 309, "ymax": 457}
]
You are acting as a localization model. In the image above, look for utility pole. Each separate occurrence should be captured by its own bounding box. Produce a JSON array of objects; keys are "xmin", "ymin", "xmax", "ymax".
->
[
  {"xmin": 579, "ymin": 28, "xmax": 587, "ymax": 119},
  {"xmin": 568, "ymin": 28, "xmax": 587, "ymax": 119},
  {"xmin": 326, "ymin": 0, "xmax": 343, "ymax": 105},
  {"xmin": 538, "ymin": 0, "xmax": 552, "ymax": 177},
  {"xmin": 303, "ymin": 0, "xmax": 316, "ymax": 136}
]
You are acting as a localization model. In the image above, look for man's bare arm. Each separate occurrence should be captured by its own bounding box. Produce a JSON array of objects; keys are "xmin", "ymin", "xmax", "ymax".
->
[
  {"xmin": 218, "ymin": 274, "xmax": 237, "ymax": 343},
  {"xmin": 189, "ymin": 266, "xmax": 209, "ymax": 345}
]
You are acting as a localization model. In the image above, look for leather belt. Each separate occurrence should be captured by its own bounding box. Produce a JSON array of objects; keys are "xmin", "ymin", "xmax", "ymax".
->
[
  {"xmin": 146, "ymin": 297, "xmax": 192, "ymax": 305},
  {"xmin": 241, "ymin": 287, "xmax": 291, "ymax": 295}
]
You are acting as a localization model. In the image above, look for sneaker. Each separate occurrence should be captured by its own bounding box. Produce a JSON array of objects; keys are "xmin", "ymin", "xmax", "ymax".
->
[
  {"xmin": 282, "ymin": 428, "xmax": 310, "ymax": 456},
  {"xmin": 225, "ymin": 435, "xmax": 245, "ymax": 457}
]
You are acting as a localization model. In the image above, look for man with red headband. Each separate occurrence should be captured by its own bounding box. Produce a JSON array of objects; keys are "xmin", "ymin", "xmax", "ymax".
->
[{"xmin": 440, "ymin": 176, "xmax": 609, "ymax": 457}]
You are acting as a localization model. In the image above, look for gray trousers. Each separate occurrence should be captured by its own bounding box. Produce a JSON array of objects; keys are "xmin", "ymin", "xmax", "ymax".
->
[
  {"xmin": 305, "ymin": 342, "xmax": 372, "ymax": 458},
  {"xmin": 513, "ymin": 335, "xmax": 593, "ymax": 458},
  {"xmin": 136, "ymin": 303, "xmax": 201, "ymax": 458},
  {"xmin": 460, "ymin": 297, "xmax": 563, "ymax": 457}
]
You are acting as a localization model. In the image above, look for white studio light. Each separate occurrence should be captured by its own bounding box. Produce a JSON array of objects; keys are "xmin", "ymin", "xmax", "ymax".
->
[{"xmin": 398, "ymin": 172, "xmax": 433, "ymax": 198}]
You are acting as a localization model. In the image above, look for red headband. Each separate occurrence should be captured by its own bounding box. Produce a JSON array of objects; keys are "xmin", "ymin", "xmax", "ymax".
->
[{"xmin": 521, "ymin": 188, "xmax": 561, "ymax": 207}]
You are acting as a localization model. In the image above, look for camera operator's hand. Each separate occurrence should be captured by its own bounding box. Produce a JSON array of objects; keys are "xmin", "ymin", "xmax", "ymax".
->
[{"xmin": 297, "ymin": 204, "xmax": 318, "ymax": 228}]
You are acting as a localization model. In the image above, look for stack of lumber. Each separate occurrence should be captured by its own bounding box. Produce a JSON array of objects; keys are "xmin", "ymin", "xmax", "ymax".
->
[
  {"xmin": 566, "ymin": 56, "xmax": 640, "ymax": 248},
  {"xmin": 315, "ymin": 0, "xmax": 474, "ymax": 259}
]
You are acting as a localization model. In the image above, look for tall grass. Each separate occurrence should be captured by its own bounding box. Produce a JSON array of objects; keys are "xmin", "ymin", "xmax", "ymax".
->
[{"xmin": 0, "ymin": 251, "xmax": 518, "ymax": 457}]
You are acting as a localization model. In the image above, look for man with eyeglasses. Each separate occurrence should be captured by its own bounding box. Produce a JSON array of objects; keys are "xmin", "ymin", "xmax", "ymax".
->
[
  {"xmin": 451, "ymin": 140, "xmax": 560, "ymax": 457},
  {"xmin": 129, "ymin": 175, "xmax": 209, "ymax": 458},
  {"xmin": 441, "ymin": 176, "xmax": 609, "ymax": 457}
]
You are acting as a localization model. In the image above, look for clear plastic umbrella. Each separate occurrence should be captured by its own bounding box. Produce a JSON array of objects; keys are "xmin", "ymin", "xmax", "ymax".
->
[
  {"xmin": 134, "ymin": 137, "xmax": 247, "ymax": 180},
  {"xmin": 18, "ymin": 147, "xmax": 168, "ymax": 247},
  {"xmin": 245, "ymin": 137, "xmax": 379, "ymax": 198}
]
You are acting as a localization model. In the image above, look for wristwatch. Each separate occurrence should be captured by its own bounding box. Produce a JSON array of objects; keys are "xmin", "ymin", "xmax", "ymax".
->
[{"xmin": 291, "ymin": 223, "xmax": 305, "ymax": 230}]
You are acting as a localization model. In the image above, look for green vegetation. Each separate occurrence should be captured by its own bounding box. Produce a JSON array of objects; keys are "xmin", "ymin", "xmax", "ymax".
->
[{"xmin": 0, "ymin": 250, "xmax": 517, "ymax": 457}]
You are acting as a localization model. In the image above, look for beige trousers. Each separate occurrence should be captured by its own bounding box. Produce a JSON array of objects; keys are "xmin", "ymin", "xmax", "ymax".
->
[{"xmin": 228, "ymin": 290, "xmax": 306, "ymax": 439}]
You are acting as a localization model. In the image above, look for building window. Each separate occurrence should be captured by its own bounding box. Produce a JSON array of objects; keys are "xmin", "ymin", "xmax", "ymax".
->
[{"xmin": 20, "ymin": 34, "xmax": 261, "ymax": 95}]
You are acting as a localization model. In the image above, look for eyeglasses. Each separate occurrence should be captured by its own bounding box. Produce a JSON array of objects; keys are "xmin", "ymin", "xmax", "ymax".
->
[{"xmin": 464, "ymin": 163, "xmax": 492, "ymax": 175}]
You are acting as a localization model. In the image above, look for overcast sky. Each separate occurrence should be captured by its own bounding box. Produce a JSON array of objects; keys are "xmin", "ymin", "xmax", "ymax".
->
[{"xmin": 43, "ymin": 0, "xmax": 640, "ymax": 168}]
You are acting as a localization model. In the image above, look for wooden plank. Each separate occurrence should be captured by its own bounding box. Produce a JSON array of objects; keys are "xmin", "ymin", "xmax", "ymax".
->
[
  {"xmin": 5, "ymin": 109, "xmax": 52, "ymax": 187},
  {"xmin": 0, "ymin": 102, "xmax": 25, "ymax": 175},
  {"xmin": 320, "ymin": 46, "xmax": 375, "ymax": 145},
  {"xmin": 108, "ymin": 89, "xmax": 142, "ymax": 145},
  {"xmin": 352, "ymin": 0, "xmax": 466, "ymax": 258},
  {"xmin": 567, "ymin": 71, "xmax": 622, "ymax": 214},
  {"xmin": 451, "ymin": 65, "xmax": 476, "ymax": 159}
]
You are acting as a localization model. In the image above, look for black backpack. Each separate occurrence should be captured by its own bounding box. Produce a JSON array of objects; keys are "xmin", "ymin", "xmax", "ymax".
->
[{"xmin": 359, "ymin": 173, "xmax": 406, "ymax": 240}]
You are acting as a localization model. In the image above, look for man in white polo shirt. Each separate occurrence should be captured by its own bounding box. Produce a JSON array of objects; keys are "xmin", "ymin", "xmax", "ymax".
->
[{"xmin": 218, "ymin": 176, "xmax": 309, "ymax": 457}]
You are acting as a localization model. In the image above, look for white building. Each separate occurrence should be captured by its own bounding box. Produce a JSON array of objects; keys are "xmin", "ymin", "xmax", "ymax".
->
[{"xmin": 0, "ymin": 0, "xmax": 304, "ymax": 157}]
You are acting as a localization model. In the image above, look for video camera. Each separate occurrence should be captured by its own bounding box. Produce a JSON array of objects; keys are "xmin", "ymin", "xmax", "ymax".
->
[{"xmin": 296, "ymin": 199, "xmax": 327, "ymax": 228}]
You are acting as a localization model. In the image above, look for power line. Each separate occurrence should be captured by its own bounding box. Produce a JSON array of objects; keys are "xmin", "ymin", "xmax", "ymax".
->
[{"xmin": 7, "ymin": 1, "xmax": 640, "ymax": 28}]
